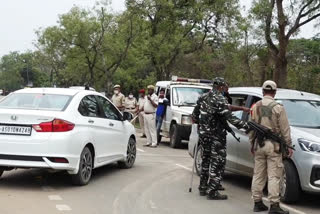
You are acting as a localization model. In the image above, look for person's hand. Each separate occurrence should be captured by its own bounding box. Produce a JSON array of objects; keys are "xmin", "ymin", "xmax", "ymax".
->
[
  {"xmin": 147, "ymin": 95, "xmax": 151, "ymax": 101},
  {"xmin": 242, "ymin": 107, "xmax": 250, "ymax": 113},
  {"xmin": 287, "ymin": 148, "xmax": 294, "ymax": 158}
]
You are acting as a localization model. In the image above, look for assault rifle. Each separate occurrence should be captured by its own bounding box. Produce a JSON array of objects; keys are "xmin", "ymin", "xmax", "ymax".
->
[
  {"xmin": 246, "ymin": 121, "xmax": 295, "ymax": 156},
  {"xmin": 218, "ymin": 118, "xmax": 240, "ymax": 142}
]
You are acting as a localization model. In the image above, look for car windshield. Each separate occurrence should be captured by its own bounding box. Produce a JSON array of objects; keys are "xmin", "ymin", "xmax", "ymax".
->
[
  {"xmin": 277, "ymin": 99, "xmax": 320, "ymax": 128},
  {"xmin": 0, "ymin": 93, "xmax": 72, "ymax": 111},
  {"xmin": 172, "ymin": 87, "xmax": 210, "ymax": 106}
]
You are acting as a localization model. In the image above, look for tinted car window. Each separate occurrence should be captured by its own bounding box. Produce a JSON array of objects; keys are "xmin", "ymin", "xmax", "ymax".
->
[
  {"xmin": 78, "ymin": 95, "xmax": 100, "ymax": 117},
  {"xmin": 97, "ymin": 96, "xmax": 122, "ymax": 121},
  {"xmin": 229, "ymin": 94, "xmax": 248, "ymax": 119}
]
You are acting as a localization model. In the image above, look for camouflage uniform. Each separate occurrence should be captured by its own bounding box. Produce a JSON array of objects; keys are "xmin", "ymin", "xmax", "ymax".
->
[{"xmin": 192, "ymin": 78, "xmax": 248, "ymax": 197}]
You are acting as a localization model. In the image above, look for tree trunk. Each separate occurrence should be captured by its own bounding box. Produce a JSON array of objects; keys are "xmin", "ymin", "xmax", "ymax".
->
[{"xmin": 273, "ymin": 56, "xmax": 288, "ymax": 88}]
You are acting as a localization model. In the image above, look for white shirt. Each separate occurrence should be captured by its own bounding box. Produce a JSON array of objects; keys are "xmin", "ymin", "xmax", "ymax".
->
[
  {"xmin": 138, "ymin": 97, "xmax": 146, "ymax": 111},
  {"xmin": 143, "ymin": 93, "xmax": 158, "ymax": 113}
]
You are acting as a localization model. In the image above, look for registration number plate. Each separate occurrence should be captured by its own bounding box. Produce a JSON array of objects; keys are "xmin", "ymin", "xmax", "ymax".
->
[{"xmin": 0, "ymin": 125, "xmax": 32, "ymax": 136}]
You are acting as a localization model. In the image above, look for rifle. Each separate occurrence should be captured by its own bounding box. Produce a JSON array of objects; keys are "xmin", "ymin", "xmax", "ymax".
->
[
  {"xmin": 218, "ymin": 117, "xmax": 240, "ymax": 142},
  {"xmin": 246, "ymin": 121, "xmax": 295, "ymax": 157}
]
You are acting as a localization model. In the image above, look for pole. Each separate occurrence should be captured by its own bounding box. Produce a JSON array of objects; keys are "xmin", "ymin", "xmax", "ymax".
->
[{"xmin": 189, "ymin": 127, "xmax": 200, "ymax": 193}]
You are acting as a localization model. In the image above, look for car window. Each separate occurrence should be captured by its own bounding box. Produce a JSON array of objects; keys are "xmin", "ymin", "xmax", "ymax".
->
[
  {"xmin": 96, "ymin": 96, "xmax": 122, "ymax": 121},
  {"xmin": 229, "ymin": 94, "xmax": 249, "ymax": 119},
  {"xmin": 78, "ymin": 95, "xmax": 101, "ymax": 117}
]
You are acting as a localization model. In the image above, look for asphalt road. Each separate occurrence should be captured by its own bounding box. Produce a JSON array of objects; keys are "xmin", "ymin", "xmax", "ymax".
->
[{"xmin": 0, "ymin": 130, "xmax": 319, "ymax": 214}]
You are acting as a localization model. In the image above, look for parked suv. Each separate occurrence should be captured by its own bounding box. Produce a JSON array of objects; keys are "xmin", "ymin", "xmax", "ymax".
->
[
  {"xmin": 155, "ymin": 77, "xmax": 212, "ymax": 148},
  {"xmin": 188, "ymin": 87, "xmax": 320, "ymax": 203}
]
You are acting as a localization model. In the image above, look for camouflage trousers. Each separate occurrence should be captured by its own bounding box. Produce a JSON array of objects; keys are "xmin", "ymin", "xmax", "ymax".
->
[{"xmin": 199, "ymin": 135, "xmax": 226, "ymax": 194}]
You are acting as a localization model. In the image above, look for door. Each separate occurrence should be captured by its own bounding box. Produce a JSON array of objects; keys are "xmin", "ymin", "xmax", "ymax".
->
[
  {"xmin": 162, "ymin": 88, "xmax": 172, "ymax": 136},
  {"xmin": 96, "ymin": 96, "xmax": 126, "ymax": 159}
]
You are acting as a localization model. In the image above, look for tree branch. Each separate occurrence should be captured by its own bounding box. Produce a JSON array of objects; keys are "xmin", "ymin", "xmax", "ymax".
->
[{"xmin": 265, "ymin": 0, "xmax": 279, "ymax": 54}]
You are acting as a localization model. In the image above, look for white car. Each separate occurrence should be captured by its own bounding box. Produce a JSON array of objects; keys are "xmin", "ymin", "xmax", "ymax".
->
[{"xmin": 0, "ymin": 88, "xmax": 136, "ymax": 185}]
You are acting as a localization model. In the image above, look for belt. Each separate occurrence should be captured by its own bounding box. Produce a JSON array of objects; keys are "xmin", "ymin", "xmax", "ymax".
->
[
  {"xmin": 144, "ymin": 112, "xmax": 155, "ymax": 114},
  {"xmin": 126, "ymin": 108, "xmax": 136, "ymax": 110}
]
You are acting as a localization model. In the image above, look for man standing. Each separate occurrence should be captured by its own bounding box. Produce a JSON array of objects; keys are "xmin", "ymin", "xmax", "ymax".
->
[
  {"xmin": 137, "ymin": 89, "xmax": 146, "ymax": 138},
  {"xmin": 124, "ymin": 92, "xmax": 138, "ymax": 115},
  {"xmin": 111, "ymin": 85, "xmax": 125, "ymax": 111},
  {"xmin": 143, "ymin": 85, "xmax": 158, "ymax": 148},
  {"xmin": 156, "ymin": 89, "xmax": 168, "ymax": 145},
  {"xmin": 250, "ymin": 80, "xmax": 293, "ymax": 214},
  {"xmin": 192, "ymin": 77, "xmax": 248, "ymax": 200}
]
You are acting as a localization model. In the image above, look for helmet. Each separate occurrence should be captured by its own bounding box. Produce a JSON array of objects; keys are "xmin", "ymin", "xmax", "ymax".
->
[{"xmin": 213, "ymin": 77, "xmax": 226, "ymax": 87}]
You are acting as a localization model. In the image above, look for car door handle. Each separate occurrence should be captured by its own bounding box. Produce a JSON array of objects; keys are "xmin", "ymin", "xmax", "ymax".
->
[
  {"xmin": 109, "ymin": 122, "xmax": 114, "ymax": 127},
  {"xmin": 88, "ymin": 119, "xmax": 95, "ymax": 124}
]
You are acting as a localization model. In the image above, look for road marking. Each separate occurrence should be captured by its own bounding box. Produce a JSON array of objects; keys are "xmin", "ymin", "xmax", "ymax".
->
[
  {"xmin": 175, "ymin": 164, "xmax": 192, "ymax": 171},
  {"xmin": 48, "ymin": 195, "xmax": 62, "ymax": 201},
  {"xmin": 56, "ymin": 204, "xmax": 72, "ymax": 211},
  {"xmin": 262, "ymin": 197, "xmax": 306, "ymax": 214},
  {"xmin": 137, "ymin": 148, "xmax": 145, "ymax": 153},
  {"xmin": 42, "ymin": 186, "xmax": 55, "ymax": 192}
]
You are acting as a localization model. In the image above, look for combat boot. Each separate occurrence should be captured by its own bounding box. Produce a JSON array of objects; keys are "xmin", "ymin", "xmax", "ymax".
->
[
  {"xmin": 218, "ymin": 184, "xmax": 225, "ymax": 191},
  {"xmin": 207, "ymin": 191, "xmax": 228, "ymax": 200},
  {"xmin": 253, "ymin": 201, "xmax": 268, "ymax": 212},
  {"xmin": 269, "ymin": 203, "xmax": 289, "ymax": 214},
  {"xmin": 199, "ymin": 187, "xmax": 207, "ymax": 196}
]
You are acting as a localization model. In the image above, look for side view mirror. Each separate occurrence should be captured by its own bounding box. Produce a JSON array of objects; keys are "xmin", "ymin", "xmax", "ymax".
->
[{"xmin": 123, "ymin": 111, "xmax": 134, "ymax": 121}]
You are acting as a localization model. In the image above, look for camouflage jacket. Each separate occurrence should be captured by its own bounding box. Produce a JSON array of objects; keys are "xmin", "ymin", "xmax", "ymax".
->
[{"xmin": 192, "ymin": 89, "xmax": 247, "ymax": 139}]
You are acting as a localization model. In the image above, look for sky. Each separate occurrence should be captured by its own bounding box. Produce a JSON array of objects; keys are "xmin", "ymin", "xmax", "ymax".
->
[{"xmin": 0, "ymin": 0, "xmax": 317, "ymax": 57}]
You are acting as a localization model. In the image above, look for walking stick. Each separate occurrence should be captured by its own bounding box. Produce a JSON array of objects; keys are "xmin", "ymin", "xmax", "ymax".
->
[{"xmin": 189, "ymin": 127, "xmax": 200, "ymax": 193}]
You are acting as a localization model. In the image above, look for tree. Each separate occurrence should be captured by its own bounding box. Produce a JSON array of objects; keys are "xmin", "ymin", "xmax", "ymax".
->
[{"xmin": 252, "ymin": 0, "xmax": 320, "ymax": 87}]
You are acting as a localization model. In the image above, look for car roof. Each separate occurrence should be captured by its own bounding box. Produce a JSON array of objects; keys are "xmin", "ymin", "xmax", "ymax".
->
[
  {"xmin": 156, "ymin": 81, "xmax": 212, "ymax": 88},
  {"xmin": 230, "ymin": 87, "xmax": 320, "ymax": 101},
  {"xmin": 13, "ymin": 88, "xmax": 103, "ymax": 97}
]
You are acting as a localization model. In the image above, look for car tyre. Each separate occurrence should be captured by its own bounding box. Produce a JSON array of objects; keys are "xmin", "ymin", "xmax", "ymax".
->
[
  {"xmin": 195, "ymin": 144, "xmax": 203, "ymax": 176},
  {"xmin": 118, "ymin": 138, "xmax": 136, "ymax": 169},
  {"xmin": 0, "ymin": 168, "xmax": 4, "ymax": 178},
  {"xmin": 72, "ymin": 147, "xmax": 93, "ymax": 186},
  {"xmin": 280, "ymin": 160, "xmax": 301, "ymax": 203},
  {"xmin": 170, "ymin": 124, "xmax": 182, "ymax": 148}
]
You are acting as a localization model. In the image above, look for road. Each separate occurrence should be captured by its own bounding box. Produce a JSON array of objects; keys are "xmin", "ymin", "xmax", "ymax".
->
[{"xmin": 0, "ymin": 129, "xmax": 319, "ymax": 214}]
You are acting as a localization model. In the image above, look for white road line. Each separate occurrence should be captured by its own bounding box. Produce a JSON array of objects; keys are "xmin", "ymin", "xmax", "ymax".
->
[
  {"xmin": 42, "ymin": 186, "xmax": 54, "ymax": 192},
  {"xmin": 48, "ymin": 195, "xmax": 62, "ymax": 201},
  {"xmin": 262, "ymin": 197, "xmax": 306, "ymax": 214},
  {"xmin": 137, "ymin": 148, "xmax": 145, "ymax": 153},
  {"xmin": 175, "ymin": 164, "xmax": 192, "ymax": 171},
  {"xmin": 56, "ymin": 204, "xmax": 72, "ymax": 211}
]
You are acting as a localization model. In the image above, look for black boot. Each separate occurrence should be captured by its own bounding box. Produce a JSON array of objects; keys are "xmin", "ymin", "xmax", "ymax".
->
[
  {"xmin": 269, "ymin": 203, "xmax": 289, "ymax": 214},
  {"xmin": 199, "ymin": 187, "xmax": 207, "ymax": 196},
  {"xmin": 254, "ymin": 201, "xmax": 268, "ymax": 212},
  {"xmin": 218, "ymin": 184, "xmax": 225, "ymax": 191},
  {"xmin": 207, "ymin": 191, "xmax": 228, "ymax": 200}
]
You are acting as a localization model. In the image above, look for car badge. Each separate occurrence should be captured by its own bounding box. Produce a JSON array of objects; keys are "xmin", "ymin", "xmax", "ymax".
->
[{"xmin": 11, "ymin": 115, "xmax": 17, "ymax": 121}]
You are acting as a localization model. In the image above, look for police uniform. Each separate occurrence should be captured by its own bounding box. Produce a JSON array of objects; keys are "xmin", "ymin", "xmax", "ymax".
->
[
  {"xmin": 124, "ymin": 97, "xmax": 137, "ymax": 115},
  {"xmin": 143, "ymin": 85, "xmax": 158, "ymax": 147},
  {"xmin": 137, "ymin": 92, "xmax": 146, "ymax": 137},
  {"xmin": 192, "ymin": 77, "xmax": 248, "ymax": 200},
  {"xmin": 111, "ymin": 85, "xmax": 125, "ymax": 110},
  {"xmin": 250, "ymin": 80, "xmax": 291, "ymax": 214}
]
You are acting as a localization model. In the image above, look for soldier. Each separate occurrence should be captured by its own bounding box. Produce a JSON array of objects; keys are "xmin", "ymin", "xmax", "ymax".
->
[
  {"xmin": 192, "ymin": 77, "xmax": 248, "ymax": 200},
  {"xmin": 111, "ymin": 85, "xmax": 125, "ymax": 111},
  {"xmin": 250, "ymin": 80, "xmax": 293, "ymax": 214}
]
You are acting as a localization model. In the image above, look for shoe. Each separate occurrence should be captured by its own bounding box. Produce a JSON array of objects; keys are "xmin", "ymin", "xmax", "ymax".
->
[
  {"xmin": 207, "ymin": 191, "xmax": 228, "ymax": 200},
  {"xmin": 269, "ymin": 203, "xmax": 289, "ymax": 214},
  {"xmin": 218, "ymin": 185, "xmax": 225, "ymax": 191},
  {"xmin": 141, "ymin": 135, "xmax": 146, "ymax": 138},
  {"xmin": 199, "ymin": 189, "xmax": 207, "ymax": 196},
  {"xmin": 143, "ymin": 144, "xmax": 151, "ymax": 147},
  {"xmin": 254, "ymin": 201, "xmax": 268, "ymax": 212},
  {"xmin": 150, "ymin": 145, "xmax": 157, "ymax": 148}
]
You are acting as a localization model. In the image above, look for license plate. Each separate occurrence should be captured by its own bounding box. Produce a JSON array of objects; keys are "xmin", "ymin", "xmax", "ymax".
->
[{"xmin": 0, "ymin": 125, "xmax": 32, "ymax": 136}]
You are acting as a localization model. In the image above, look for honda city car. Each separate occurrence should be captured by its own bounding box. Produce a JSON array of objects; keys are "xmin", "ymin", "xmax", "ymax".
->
[
  {"xmin": 0, "ymin": 88, "xmax": 136, "ymax": 185},
  {"xmin": 188, "ymin": 87, "xmax": 320, "ymax": 203}
]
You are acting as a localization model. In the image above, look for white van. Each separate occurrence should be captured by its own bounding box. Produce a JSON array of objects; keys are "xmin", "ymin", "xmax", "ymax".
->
[{"xmin": 155, "ymin": 76, "xmax": 212, "ymax": 148}]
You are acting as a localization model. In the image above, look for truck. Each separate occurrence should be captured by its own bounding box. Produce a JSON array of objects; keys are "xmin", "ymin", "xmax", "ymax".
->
[{"xmin": 155, "ymin": 76, "xmax": 212, "ymax": 148}]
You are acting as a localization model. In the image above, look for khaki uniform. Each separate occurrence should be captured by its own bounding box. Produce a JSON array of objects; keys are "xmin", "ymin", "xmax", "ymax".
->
[
  {"xmin": 111, "ymin": 93, "xmax": 125, "ymax": 109},
  {"xmin": 250, "ymin": 96, "xmax": 292, "ymax": 204},
  {"xmin": 124, "ymin": 97, "xmax": 137, "ymax": 115},
  {"xmin": 138, "ymin": 97, "xmax": 146, "ymax": 135},
  {"xmin": 143, "ymin": 94, "xmax": 158, "ymax": 146}
]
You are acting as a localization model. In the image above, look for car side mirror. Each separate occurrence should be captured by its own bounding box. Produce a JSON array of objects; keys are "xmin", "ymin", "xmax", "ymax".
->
[{"xmin": 123, "ymin": 112, "xmax": 134, "ymax": 121}]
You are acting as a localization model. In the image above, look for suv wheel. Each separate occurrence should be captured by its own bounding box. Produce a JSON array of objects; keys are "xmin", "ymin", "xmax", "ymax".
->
[
  {"xmin": 170, "ymin": 124, "xmax": 182, "ymax": 148},
  {"xmin": 0, "ymin": 168, "xmax": 4, "ymax": 178},
  {"xmin": 195, "ymin": 144, "xmax": 203, "ymax": 176},
  {"xmin": 118, "ymin": 138, "xmax": 136, "ymax": 169},
  {"xmin": 280, "ymin": 160, "xmax": 301, "ymax": 203},
  {"xmin": 72, "ymin": 147, "xmax": 93, "ymax": 186}
]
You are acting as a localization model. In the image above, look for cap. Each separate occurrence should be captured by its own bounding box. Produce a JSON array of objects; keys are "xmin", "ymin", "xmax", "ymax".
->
[
  {"xmin": 262, "ymin": 80, "xmax": 277, "ymax": 90},
  {"xmin": 113, "ymin": 85, "xmax": 121, "ymax": 89},
  {"xmin": 147, "ymin": 85, "xmax": 155, "ymax": 90},
  {"xmin": 212, "ymin": 77, "xmax": 226, "ymax": 86},
  {"xmin": 139, "ymin": 89, "xmax": 145, "ymax": 93}
]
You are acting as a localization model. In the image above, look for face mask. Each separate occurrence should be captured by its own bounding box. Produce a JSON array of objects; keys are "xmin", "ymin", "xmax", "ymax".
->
[
  {"xmin": 159, "ymin": 94, "xmax": 164, "ymax": 98},
  {"xmin": 129, "ymin": 95, "xmax": 133, "ymax": 99},
  {"xmin": 114, "ymin": 90, "xmax": 119, "ymax": 95}
]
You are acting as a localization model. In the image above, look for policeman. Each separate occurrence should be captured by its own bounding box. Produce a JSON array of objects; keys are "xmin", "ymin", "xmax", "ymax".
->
[
  {"xmin": 111, "ymin": 85, "xmax": 125, "ymax": 111},
  {"xmin": 250, "ymin": 81, "xmax": 293, "ymax": 214},
  {"xmin": 137, "ymin": 89, "xmax": 146, "ymax": 138},
  {"xmin": 124, "ymin": 92, "xmax": 138, "ymax": 115},
  {"xmin": 192, "ymin": 77, "xmax": 248, "ymax": 200}
]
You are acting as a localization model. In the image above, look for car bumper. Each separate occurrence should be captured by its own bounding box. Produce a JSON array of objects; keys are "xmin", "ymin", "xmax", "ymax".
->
[
  {"xmin": 295, "ymin": 151, "xmax": 320, "ymax": 193},
  {"xmin": 177, "ymin": 124, "xmax": 191, "ymax": 140}
]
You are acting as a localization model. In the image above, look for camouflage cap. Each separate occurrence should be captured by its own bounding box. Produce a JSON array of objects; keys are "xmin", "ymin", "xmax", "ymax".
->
[{"xmin": 212, "ymin": 77, "xmax": 226, "ymax": 87}]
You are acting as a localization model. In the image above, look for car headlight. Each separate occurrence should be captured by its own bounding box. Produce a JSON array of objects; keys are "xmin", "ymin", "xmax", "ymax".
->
[
  {"xmin": 181, "ymin": 115, "xmax": 192, "ymax": 125},
  {"xmin": 298, "ymin": 138, "xmax": 320, "ymax": 153}
]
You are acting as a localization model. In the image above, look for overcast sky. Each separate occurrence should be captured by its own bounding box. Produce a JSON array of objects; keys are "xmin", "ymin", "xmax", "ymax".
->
[{"xmin": 0, "ymin": 0, "xmax": 317, "ymax": 57}]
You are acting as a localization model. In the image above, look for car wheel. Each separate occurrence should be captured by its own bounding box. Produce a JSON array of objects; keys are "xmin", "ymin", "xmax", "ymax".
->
[
  {"xmin": 170, "ymin": 124, "xmax": 181, "ymax": 148},
  {"xmin": 280, "ymin": 160, "xmax": 301, "ymax": 203},
  {"xmin": 0, "ymin": 168, "xmax": 4, "ymax": 178},
  {"xmin": 195, "ymin": 144, "xmax": 203, "ymax": 176},
  {"xmin": 118, "ymin": 138, "xmax": 136, "ymax": 169},
  {"xmin": 72, "ymin": 147, "xmax": 93, "ymax": 186}
]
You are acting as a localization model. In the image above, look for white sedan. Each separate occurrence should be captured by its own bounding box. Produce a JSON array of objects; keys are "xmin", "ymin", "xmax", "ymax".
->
[{"xmin": 0, "ymin": 88, "xmax": 136, "ymax": 185}]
